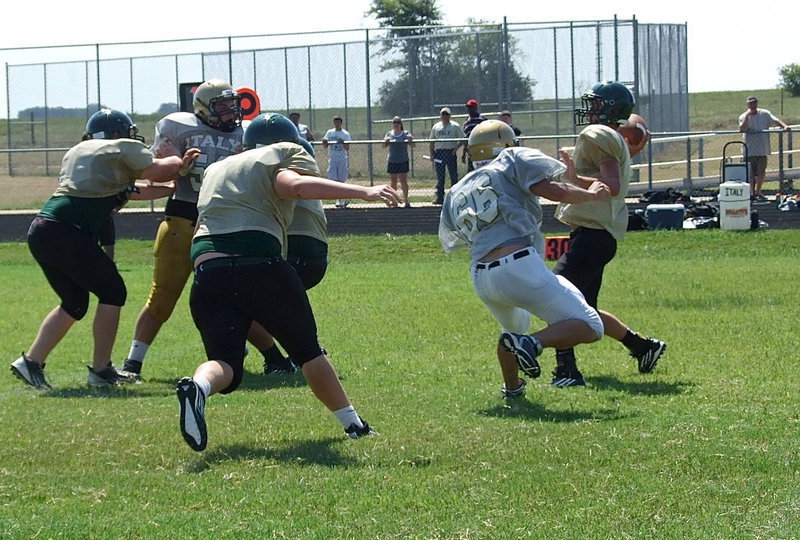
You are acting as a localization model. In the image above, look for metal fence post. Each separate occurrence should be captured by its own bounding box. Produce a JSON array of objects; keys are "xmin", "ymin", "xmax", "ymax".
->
[
  {"xmin": 595, "ymin": 21, "xmax": 601, "ymax": 82},
  {"xmin": 43, "ymin": 67, "xmax": 49, "ymax": 175},
  {"xmin": 553, "ymin": 27, "xmax": 560, "ymax": 146},
  {"xmin": 129, "ymin": 57, "xmax": 134, "ymax": 113},
  {"xmin": 698, "ymin": 138, "xmax": 704, "ymax": 178},
  {"xmin": 227, "ymin": 36, "xmax": 233, "ymax": 84},
  {"xmin": 570, "ymin": 22, "xmax": 576, "ymax": 136},
  {"xmin": 632, "ymin": 17, "xmax": 639, "ymax": 114},
  {"xmin": 283, "ymin": 48, "xmax": 290, "ymax": 113},
  {"xmin": 684, "ymin": 137, "xmax": 692, "ymax": 193},
  {"xmin": 502, "ymin": 17, "xmax": 510, "ymax": 108},
  {"xmin": 5, "ymin": 62, "xmax": 11, "ymax": 175},
  {"xmin": 342, "ymin": 43, "xmax": 349, "ymax": 125},
  {"xmin": 306, "ymin": 46, "xmax": 312, "ymax": 123},
  {"xmin": 95, "ymin": 44, "xmax": 101, "ymax": 109},
  {"xmin": 778, "ymin": 131, "xmax": 787, "ymax": 191},
  {"xmin": 613, "ymin": 15, "xmax": 619, "ymax": 81},
  {"xmin": 474, "ymin": 31, "xmax": 482, "ymax": 103},
  {"xmin": 364, "ymin": 30, "xmax": 374, "ymax": 186}
]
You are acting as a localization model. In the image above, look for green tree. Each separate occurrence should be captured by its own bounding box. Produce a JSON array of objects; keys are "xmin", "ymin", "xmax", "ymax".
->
[
  {"xmin": 367, "ymin": 1, "xmax": 443, "ymax": 116},
  {"xmin": 367, "ymin": 2, "xmax": 534, "ymax": 117},
  {"xmin": 779, "ymin": 63, "xmax": 800, "ymax": 97}
]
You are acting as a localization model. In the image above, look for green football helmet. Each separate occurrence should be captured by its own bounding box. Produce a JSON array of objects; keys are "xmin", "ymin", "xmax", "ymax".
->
[
  {"xmin": 242, "ymin": 113, "xmax": 302, "ymax": 150},
  {"xmin": 574, "ymin": 81, "xmax": 635, "ymax": 126},
  {"xmin": 82, "ymin": 108, "xmax": 144, "ymax": 142},
  {"xmin": 297, "ymin": 137, "xmax": 315, "ymax": 157}
]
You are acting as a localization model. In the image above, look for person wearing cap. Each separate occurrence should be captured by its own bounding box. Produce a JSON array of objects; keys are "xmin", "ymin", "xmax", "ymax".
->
[
  {"xmin": 738, "ymin": 96, "xmax": 791, "ymax": 202},
  {"xmin": 321, "ymin": 115, "xmax": 352, "ymax": 208},
  {"xmin": 428, "ymin": 107, "xmax": 465, "ymax": 205},
  {"xmin": 462, "ymin": 99, "xmax": 487, "ymax": 172}
]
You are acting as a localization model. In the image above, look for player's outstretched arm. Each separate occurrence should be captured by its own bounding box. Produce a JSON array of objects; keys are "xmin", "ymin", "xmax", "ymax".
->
[
  {"xmin": 274, "ymin": 170, "xmax": 402, "ymax": 207},
  {"xmin": 530, "ymin": 177, "xmax": 610, "ymax": 204},
  {"xmin": 141, "ymin": 147, "xmax": 201, "ymax": 183},
  {"xmin": 128, "ymin": 181, "xmax": 175, "ymax": 201}
]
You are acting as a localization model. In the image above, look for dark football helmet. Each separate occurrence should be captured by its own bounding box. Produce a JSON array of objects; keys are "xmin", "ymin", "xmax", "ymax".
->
[
  {"xmin": 296, "ymin": 137, "xmax": 316, "ymax": 157},
  {"xmin": 242, "ymin": 113, "xmax": 302, "ymax": 150},
  {"xmin": 82, "ymin": 108, "xmax": 144, "ymax": 141},
  {"xmin": 574, "ymin": 81, "xmax": 635, "ymax": 126},
  {"xmin": 193, "ymin": 79, "xmax": 242, "ymax": 132}
]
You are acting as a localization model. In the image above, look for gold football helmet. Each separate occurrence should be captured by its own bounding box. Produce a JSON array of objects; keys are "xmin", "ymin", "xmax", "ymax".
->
[
  {"xmin": 193, "ymin": 79, "xmax": 242, "ymax": 132},
  {"xmin": 467, "ymin": 119, "xmax": 516, "ymax": 163}
]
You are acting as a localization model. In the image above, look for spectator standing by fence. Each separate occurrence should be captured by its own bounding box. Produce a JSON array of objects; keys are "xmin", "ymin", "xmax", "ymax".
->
[
  {"xmin": 738, "ymin": 96, "xmax": 791, "ymax": 202},
  {"xmin": 461, "ymin": 99, "xmax": 487, "ymax": 172},
  {"xmin": 322, "ymin": 115, "xmax": 352, "ymax": 208},
  {"xmin": 383, "ymin": 116, "xmax": 413, "ymax": 208},
  {"xmin": 499, "ymin": 110, "xmax": 522, "ymax": 145},
  {"xmin": 289, "ymin": 112, "xmax": 315, "ymax": 142},
  {"xmin": 428, "ymin": 107, "xmax": 464, "ymax": 205}
]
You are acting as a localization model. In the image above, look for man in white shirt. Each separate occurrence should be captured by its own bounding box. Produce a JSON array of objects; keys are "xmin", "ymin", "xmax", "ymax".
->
[
  {"xmin": 322, "ymin": 115, "xmax": 352, "ymax": 208},
  {"xmin": 428, "ymin": 107, "xmax": 465, "ymax": 205},
  {"xmin": 289, "ymin": 112, "xmax": 315, "ymax": 142}
]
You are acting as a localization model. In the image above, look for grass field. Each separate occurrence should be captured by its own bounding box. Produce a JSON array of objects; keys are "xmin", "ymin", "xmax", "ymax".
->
[{"xmin": 1, "ymin": 231, "xmax": 799, "ymax": 538}]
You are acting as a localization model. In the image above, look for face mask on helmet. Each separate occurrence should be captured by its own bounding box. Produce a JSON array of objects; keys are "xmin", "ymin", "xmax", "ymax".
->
[
  {"xmin": 574, "ymin": 81, "xmax": 635, "ymax": 126},
  {"xmin": 242, "ymin": 113, "xmax": 302, "ymax": 150},
  {"xmin": 467, "ymin": 119, "xmax": 516, "ymax": 164},
  {"xmin": 193, "ymin": 79, "xmax": 243, "ymax": 132},
  {"xmin": 82, "ymin": 108, "xmax": 144, "ymax": 142}
]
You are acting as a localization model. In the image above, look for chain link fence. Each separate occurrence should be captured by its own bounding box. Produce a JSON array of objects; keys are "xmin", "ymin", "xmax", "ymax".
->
[{"xmin": 1, "ymin": 17, "xmax": 693, "ymax": 210}]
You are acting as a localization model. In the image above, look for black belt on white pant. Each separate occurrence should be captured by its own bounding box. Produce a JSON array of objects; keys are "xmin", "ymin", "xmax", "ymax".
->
[{"xmin": 475, "ymin": 248, "xmax": 531, "ymax": 270}]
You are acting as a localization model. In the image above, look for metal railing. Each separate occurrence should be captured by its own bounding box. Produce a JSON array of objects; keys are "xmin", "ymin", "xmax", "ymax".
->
[{"xmin": 1, "ymin": 127, "xmax": 796, "ymax": 212}]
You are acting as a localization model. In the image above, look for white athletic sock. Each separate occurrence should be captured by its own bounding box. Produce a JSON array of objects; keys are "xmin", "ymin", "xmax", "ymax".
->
[
  {"xmin": 332, "ymin": 405, "xmax": 362, "ymax": 429},
  {"xmin": 127, "ymin": 340, "xmax": 149, "ymax": 363},
  {"xmin": 193, "ymin": 376, "xmax": 212, "ymax": 399}
]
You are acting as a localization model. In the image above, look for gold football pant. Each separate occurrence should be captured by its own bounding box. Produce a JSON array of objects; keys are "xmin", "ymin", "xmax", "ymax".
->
[{"xmin": 145, "ymin": 216, "xmax": 194, "ymax": 323}]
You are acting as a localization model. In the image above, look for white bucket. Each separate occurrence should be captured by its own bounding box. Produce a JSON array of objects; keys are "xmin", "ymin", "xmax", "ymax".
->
[{"xmin": 718, "ymin": 181, "xmax": 750, "ymax": 230}]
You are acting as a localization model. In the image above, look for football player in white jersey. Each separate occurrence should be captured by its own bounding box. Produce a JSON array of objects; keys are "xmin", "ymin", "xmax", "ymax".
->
[
  {"xmin": 553, "ymin": 81, "xmax": 666, "ymax": 387},
  {"xmin": 439, "ymin": 120, "xmax": 609, "ymax": 399},
  {"xmin": 121, "ymin": 79, "xmax": 245, "ymax": 380},
  {"xmin": 176, "ymin": 113, "xmax": 401, "ymax": 451}
]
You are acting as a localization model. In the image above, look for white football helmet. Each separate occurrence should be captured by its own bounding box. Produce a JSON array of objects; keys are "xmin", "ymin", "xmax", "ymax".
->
[{"xmin": 193, "ymin": 79, "xmax": 242, "ymax": 132}]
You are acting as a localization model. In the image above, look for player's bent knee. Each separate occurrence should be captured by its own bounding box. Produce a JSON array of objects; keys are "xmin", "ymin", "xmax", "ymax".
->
[
  {"xmin": 220, "ymin": 365, "xmax": 244, "ymax": 394},
  {"xmin": 145, "ymin": 286, "xmax": 183, "ymax": 323},
  {"xmin": 287, "ymin": 346, "xmax": 326, "ymax": 367},
  {"xmin": 62, "ymin": 295, "xmax": 90, "ymax": 321},
  {"xmin": 586, "ymin": 315, "xmax": 605, "ymax": 342},
  {"xmin": 96, "ymin": 279, "xmax": 127, "ymax": 307}
]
